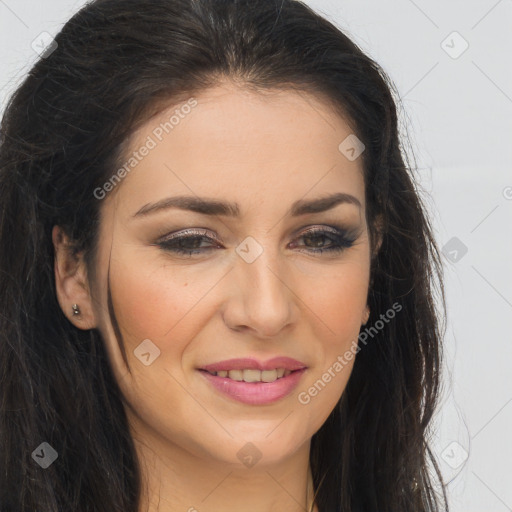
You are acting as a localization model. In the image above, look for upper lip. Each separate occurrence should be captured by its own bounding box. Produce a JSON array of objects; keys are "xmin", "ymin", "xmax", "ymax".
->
[{"xmin": 200, "ymin": 357, "xmax": 307, "ymax": 372}]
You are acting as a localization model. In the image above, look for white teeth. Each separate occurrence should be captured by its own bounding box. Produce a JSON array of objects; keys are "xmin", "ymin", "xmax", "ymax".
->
[
  {"xmin": 228, "ymin": 369, "xmax": 244, "ymax": 381},
  {"xmin": 261, "ymin": 370, "xmax": 278, "ymax": 382},
  {"xmin": 208, "ymin": 368, "xmax": 291, "ymax": 382},
  {"xmin": 241, "ymin": 369, "xmax": 260, "ymax": 382}
]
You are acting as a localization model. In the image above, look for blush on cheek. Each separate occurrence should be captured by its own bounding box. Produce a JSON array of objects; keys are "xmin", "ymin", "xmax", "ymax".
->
[
  {"xmin": 108, "ymin": 266, "xmax": 184, "ymax": 347},
  {"xmin": 107, "ymin": 257, "xmax": 222, "ymax": 357},
  {"xmin": 305, "ymin": 280, "xmax": 367, "ymax": 334}
]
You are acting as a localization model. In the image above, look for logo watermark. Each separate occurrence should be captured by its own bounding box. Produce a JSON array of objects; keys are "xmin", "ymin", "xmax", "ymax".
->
[
  {"xmin": 298, "ymin": 301, "xmax": 402, "ymax": 405},
  {"xmin": 93, "ymin": 97, "xmax": 198, "ymax": 200}
]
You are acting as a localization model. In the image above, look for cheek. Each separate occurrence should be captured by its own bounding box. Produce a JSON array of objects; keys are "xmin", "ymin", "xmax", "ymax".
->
[
  {"xmin": 104, "ymin": 243, "xmax": 369, "ymax": 366},
  {"xmin": 105, "ymin": 250, "xmax": 229, "ymax": 355},
  {"xmin": 94, "ymin": 240, "xmax": 370, "ymax": 460},
  {"xmin": 293, "ymin": 259, "xmax": 369, "ymax": 415},
  {"xmin": 295, "ymin": 256, "xmax": 370, "ymax": 341},
  {"xmin": 309, "ymin": 271, "xmax": 367, "ymax": 329},
  {"xmin": 112, "ymin": 268, "xmax": 183, "ymax": 345},
  {"xmin": 101, "ymin": 254, "xmax": 222, "ymax": 422}
]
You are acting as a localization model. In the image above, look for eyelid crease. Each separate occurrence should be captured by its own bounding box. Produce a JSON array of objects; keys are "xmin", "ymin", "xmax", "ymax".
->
[
  {"xmin": 159, "ymin": 227, "xmax": 217, "ymax": 241},
  {"xmin": 155, "ymin": 223, "xmax": 360, "ymax": 243},
  {"xmin": 153, "ymin": 223, "xmax": 362, "ymax": 258}
]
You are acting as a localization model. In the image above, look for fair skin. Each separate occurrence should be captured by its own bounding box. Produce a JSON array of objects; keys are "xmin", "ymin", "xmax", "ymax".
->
[{"xmin": 53, "ymin": 81, "xmax": 373, "ymax": 512}]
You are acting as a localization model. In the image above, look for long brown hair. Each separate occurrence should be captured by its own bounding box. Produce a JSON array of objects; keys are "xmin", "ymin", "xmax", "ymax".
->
[{"xmin": 0, "ymin": 0, "xmax": 447, "ymax": 510}]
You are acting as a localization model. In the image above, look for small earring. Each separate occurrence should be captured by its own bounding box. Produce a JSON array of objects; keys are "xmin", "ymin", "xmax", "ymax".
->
[{"xmin": 72, "ymin": 304, "xmax": 81, "ymax": 316}]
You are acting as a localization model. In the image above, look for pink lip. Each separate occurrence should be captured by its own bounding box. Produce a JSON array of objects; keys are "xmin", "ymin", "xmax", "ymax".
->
[
  {"xmin": 200, "ymin": 357, "xmax": 307, "ymax": 372},
  {"xmin": 198, "ymin": 368, "xmax": 307, "ymax": 405}
]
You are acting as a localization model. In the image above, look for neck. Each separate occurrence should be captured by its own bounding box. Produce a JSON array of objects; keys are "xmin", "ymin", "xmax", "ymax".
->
[{"xmin": 127, "ymin": 411, "xmax": 318, "ymax": 512}]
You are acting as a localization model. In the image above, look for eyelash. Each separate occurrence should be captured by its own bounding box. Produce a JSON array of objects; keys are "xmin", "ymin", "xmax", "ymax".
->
[{"xmin": 155, "ymin": 226, "xmax": 357, "ymax": 257}]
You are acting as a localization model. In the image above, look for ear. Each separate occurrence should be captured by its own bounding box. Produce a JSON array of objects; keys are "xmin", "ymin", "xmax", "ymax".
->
[
  {"xmin": 370, "ymin": 214, "xmax": 384, "ymax": 260},
  {"xmin": 52, "ymin": 225, "xmax": 97, "ymax": 330},
  {"xmin": 361, "ymin": 305, "xmax": 370, "ymax": 326}
]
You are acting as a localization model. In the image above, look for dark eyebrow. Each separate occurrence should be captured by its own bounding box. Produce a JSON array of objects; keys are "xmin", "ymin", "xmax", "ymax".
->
[{"xmin": 133, "ymin": 192, "xmax": 361, "ymax": 218}]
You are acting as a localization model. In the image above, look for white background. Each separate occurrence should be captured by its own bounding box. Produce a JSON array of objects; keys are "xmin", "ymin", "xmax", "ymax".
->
[{"xmin": 1, "ymin": 1, "xmax": 511, "ymax": 510}]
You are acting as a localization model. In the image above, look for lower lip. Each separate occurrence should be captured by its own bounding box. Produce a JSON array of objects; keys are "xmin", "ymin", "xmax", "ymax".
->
[{"xmin": 198, "ymin": 369, "xmax": 307, "ymax": 405}]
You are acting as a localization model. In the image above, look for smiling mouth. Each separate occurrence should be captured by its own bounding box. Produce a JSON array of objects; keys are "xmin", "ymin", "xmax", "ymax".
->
[{"xmin": 200, "ymin": 368, "xmax": 296, "ymax": 383}]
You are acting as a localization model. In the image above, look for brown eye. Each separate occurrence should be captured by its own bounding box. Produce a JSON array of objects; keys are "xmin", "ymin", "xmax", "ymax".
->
[
  {"xmin": 157, "ymin": 229, "xmax": 221, "ymax": 256},
  {"xmin": 290, "ymin": 227, "xmax": 356, "ymax": 255}
]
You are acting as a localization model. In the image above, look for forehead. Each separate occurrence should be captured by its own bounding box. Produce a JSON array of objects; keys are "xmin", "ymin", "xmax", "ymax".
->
[{"xmin": 107, "ymin": 82, "xmax": 366, "ymax": 216}]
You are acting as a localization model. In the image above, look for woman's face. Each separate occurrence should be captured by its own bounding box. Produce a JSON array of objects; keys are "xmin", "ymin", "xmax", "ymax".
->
[{"xmin": 86, "ymin": 82, "xmax": 371, "ymax": 467}]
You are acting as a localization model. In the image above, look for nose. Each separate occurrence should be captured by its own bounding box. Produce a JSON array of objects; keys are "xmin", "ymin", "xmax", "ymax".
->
[{"xmin": 222, "ymin": 243, "xmax": 297, "ymax": 338}]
